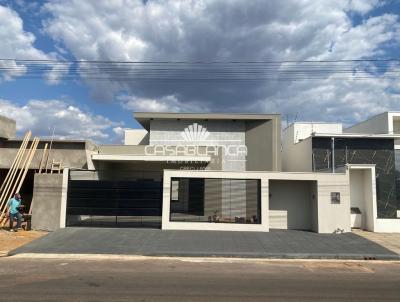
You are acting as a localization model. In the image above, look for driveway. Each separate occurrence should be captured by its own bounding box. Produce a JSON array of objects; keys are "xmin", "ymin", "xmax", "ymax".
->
[{"xmin": 9, "ymin": 228, "xmax": 400, "ymax": 260}]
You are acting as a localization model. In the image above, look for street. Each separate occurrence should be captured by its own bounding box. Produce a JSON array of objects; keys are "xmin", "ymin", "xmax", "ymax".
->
[{"xmin": 0, "ymin": 256, "xmax": 399, "ymax": 301}]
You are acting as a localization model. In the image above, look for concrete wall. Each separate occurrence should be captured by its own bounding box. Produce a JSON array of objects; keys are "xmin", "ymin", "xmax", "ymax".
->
[
  {"xmin": 348, "ymin": 164, "xmax": 400, "ymax": 233},
  {"xmin": 374, "ymin": 219, "xmax": 400, "ymax": 232},
  {"xmin": 245, "ymin": 119, "xmax": 281, "ymax": 171},
  {"xmin": 0, "ymin": 116, "xmax": 16, "ymax": 139},
  {"xmin": 269, "ymin": 180, "xmax": 316, "ymax": 231},
  {"xmin": 362, "ymin": 168, "xmax": 375, "ymax": 231},
  {"xmin": 315, "ymin": 173, "xmax": 351, "ymax": 233},
  {"xmin": 98, "ymin": 145, "xmax": 149, "ymax": 155},
  {"xmin": 149, "ymin": 120, "xmax": 247, "ymax": 171},
  {"xmin": 0, "ymin": 140, "xmax": 91, "ymax": 170},
  {"xmin": 31, "ymin": 173, "xmax": 64, "ymax": 231},
  {"xmin": 349, "ymin": 168, "xmax": 376, "ymax": 229},
  {"xmin": 393, "ymin": 119, "xmax": 400, "ymax": 134},
  {"xmin": 289, "ymin": 123, "xmax": 342, "ymax": 144},
  {"xmin": 388, "ymin": 113, "xmax": 400, "ymax": 134},
  {"xmin": 350, "ymin": 169, "xmax": 365, "ymax": 210},
  {"xmin": 282, "ymin": 124, "xmax": 313, "ymax": 172},
  {"xmin": 162, "ymin": 170, "xmax": 350, "ymax": 233},
  {"xmin": 345, "ymin": 112, "xmax": 389, "ymax": 134},
  {"xmin": 124, "ymin": 129, "xmax": 149, "ymax": 145},
  {"xmin": 94, "ymin": 145, "xmax": 222, "ymax": 171},
  {"xmin": 0, "ymin": 148, "xmax": 90, "ymax": 170}
]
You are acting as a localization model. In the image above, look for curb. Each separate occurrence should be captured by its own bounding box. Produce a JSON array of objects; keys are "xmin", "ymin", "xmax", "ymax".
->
[{"xmin": 8, "ymin": 252, "xmax": 400, "ymax": 262}]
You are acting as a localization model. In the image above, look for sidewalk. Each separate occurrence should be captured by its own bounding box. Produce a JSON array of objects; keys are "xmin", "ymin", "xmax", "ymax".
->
[
  {"xmin": 9, "ymin": 228, "xmax": 400, "ymax": 260},
  {"xmin": 352, "ymin": 229, "xmax": 400, "ymax": 255}
]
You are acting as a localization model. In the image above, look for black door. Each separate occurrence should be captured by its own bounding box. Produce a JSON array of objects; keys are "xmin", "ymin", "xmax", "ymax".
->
[{"xmin": 66, "ymin": 179, "xmax": 162, "ymax": 227}]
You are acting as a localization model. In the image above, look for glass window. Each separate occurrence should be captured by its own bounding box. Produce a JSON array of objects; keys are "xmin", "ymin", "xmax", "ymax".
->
[{"xmin": 170, "ymin": 178, "xmax": 261, "ymax": 224}]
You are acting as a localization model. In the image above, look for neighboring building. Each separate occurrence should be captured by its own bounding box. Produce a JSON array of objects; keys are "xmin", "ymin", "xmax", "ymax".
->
[
  {"xmin": 282, "ymin": 112, "xmax": 400, "ymax": 233},
  {"xmin": 0, "ymin": 115, "xmax": 16, "ymax": 140},
  {"xmin": 0, "ymin": 117, "xmax": 97, "ymax": 231}
]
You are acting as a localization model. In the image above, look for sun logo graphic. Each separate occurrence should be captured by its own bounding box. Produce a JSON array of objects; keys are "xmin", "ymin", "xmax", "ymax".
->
[{"xmin": 180, "ymin": 123, "xmax": 210, "ymax": 143}]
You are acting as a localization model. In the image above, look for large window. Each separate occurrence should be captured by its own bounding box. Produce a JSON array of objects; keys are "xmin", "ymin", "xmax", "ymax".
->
[{"xmin": 170, "ymin": 178, "xmax": 261, "ymax": 224}]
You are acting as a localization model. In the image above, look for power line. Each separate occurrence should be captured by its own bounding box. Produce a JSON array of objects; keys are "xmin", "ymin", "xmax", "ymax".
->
[
  {"xmin": 0, "ymin": 58, "xmax": 399, "ymax": 82},
  {"xmin": 1, "ymin": 58, "xmax": 400, "ymax": 63}
]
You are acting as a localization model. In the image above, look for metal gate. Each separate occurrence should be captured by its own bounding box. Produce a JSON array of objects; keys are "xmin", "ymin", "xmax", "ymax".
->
[{"xmin": 66, "ymin": 178, "xmax": 162, "ymax": 228}]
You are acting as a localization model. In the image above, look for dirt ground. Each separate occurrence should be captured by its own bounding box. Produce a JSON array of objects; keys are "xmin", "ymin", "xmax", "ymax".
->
[{"xmin": 0, "ymin": 228, "xmax": 47, "ymax": 256}]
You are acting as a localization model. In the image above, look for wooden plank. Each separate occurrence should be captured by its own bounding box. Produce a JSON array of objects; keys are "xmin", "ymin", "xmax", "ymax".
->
[
  {"xmin": 44, "ymin": 127, "xmax": 55, "ymax": 174},
  {"xmin": 0, "ymin": 137, "xmax": 36, "ymax": 215},
  {"xmin": 28, "ymin": 197, "xmax": 34, "ymax": 215},
  {"xmin": 0, "ymin": 132, "xmax": 30, "ymax": 193},
  {"xmin": 0, "ymin": 137, "xmax": 39, "ymax": 225},
  {"xmin": 16, "ymin": 138, "xmax": 40, "ymax": 193},
  {"xmin": 0, "ymin": 132, "xmax": 31, "ymax": 212},
  {"xmin": 38, "ymin": 143, "xmax": 48, "ymax": 174},
  {"xmin": 0, "ymin": 137, "xmax": 39, "ymax": 226}
]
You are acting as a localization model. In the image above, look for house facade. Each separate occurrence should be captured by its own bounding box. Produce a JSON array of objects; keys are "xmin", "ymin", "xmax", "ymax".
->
[
  {"xmin": 282, "ymin": 112, "xmax": 400, "ymax": 232},
  {"xmin": 1, "ymin": 111, "xmax": 399, "ymax": 233}
]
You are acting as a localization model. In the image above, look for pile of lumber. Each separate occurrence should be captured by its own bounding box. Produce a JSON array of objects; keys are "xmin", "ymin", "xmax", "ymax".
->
[{"xmin": 0, "ymin": 132, "xmax": 40, "ymax": 226}]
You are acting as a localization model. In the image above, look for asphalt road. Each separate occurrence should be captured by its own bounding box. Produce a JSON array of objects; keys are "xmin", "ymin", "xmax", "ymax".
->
[{"xmin": 0, "ymin": 257, "xmax": 399, "ymax": 301}]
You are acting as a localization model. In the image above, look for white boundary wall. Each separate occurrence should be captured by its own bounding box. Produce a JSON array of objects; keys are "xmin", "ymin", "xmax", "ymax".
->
[
  {"xmin": 348, "ymin": 164, "xmax": 400, "ymax": 233},
  {"xmin": 162, "ymin": 170, "xmax": 350, "ymax": 233},
  {"xmin": 60, "ymin": 168, "xmax": 69, "ymax": 228},
  {"xmin": 348, "ymin": 165, "xmax": 376, "ymax": 231}
]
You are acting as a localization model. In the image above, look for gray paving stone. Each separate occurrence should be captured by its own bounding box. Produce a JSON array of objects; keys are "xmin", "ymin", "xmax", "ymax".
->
[{"xmin": 9, "ymin": 228, "xmax": 400, "ymax": 260}]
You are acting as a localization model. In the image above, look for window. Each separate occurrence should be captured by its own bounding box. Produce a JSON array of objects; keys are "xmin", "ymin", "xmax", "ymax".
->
[{"xmin": 170, "ymin": 178, "xmax": 261, "ymax": 224}]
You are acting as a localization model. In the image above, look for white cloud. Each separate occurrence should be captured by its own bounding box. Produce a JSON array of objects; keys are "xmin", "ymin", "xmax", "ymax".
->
[
  {"xmin": 112, "ymin": 126, "xmax": 126, "ymax": 143},
  {"xmin": 0, "ymin": 99, "xmax": 120, "ymax": 142},
  {"xmin": 346, "ymin": 0, "xmax": 381, "ymax": 15},
  {"xmin": 258, "ymin": 72, "xmax": 400, "ymax": 126},
  {"xmin": 0, "ymin": 5, "xmax": 68, "ymax": 83},
  {"xmin": 41, "ymin": 0, "xmax": 400, "ymax": 124},
  {"xmin": 45, "ymin": 62, "xmax": 70, "ymax": 85},
  {"xmin": 119, "ymin": 94, "xmax": 201, "ymax": 112}
]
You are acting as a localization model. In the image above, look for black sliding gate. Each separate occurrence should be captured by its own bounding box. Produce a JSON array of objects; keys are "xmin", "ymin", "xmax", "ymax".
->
[{"xmin": 66, "ymin": 179, "xmax": 162, "ymax": 228}]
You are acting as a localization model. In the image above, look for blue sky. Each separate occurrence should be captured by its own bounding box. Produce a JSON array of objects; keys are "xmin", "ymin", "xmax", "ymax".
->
[{"xmin": 0, "ymin": 0, "xmax": 399, "ymax": 143}]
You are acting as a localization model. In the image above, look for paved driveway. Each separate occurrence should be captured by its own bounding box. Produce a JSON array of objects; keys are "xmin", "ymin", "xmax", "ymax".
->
[{"xmin": 9, "ymin": 228, "xmax": 400, "ymax": 260}]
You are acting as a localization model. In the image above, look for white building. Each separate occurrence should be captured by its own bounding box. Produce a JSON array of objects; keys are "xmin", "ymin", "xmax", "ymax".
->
[
  {"xmin": 282, "ymin": 112, "xmax": 400, "ymax": 233},
  {"xmin": 1, "ymin": 111, "xmax": 399, "ymax": 233}
]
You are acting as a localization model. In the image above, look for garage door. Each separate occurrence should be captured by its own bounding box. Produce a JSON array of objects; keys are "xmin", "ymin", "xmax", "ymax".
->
[{"xmin": 66, "ymin": 179, "xmax": 162, "ymax": 228}]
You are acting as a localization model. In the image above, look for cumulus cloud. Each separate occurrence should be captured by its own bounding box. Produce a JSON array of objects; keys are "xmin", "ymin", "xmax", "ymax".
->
[
  {"xmin": 41, "ymin": 0, "xmax": 400, "ymax": 122},
  {"xmin": 119, "ymin": 94, "xmax": 202, "ymax": 112},
  {"xmin": 0, "ymin": 5, "xmax": 45, "ymax": 79},
  {"xmin": 259, "ymin": 74, "xmax": 400, "ymax": 127},
  {"xmin": 0, "ymin": 99, "xmax": 120, "ymax": 142},
  {"xmin": 346, "ymin": 0, "xmax": 382, "ymax": 15},
  {"xmin": 0, "ymin": 5, "xmax": 68, "ymax": 83}
]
